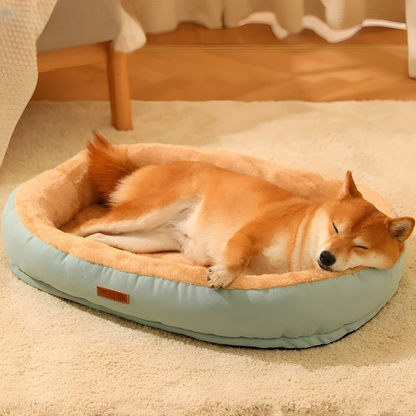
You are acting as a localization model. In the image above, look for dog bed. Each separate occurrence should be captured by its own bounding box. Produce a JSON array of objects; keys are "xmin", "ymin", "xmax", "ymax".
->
[{"xmin": 1, "ymin": 143, "xmax": 407, "ymax": 348}]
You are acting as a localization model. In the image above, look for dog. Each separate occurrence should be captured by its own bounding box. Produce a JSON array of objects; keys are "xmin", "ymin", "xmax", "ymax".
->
[{"xmin": 63, "ymin": 133, "xmax": 415, "ymax": 289}]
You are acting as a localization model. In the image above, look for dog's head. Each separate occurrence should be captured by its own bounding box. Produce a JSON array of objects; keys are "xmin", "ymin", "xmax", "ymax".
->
[{"xmin": 315, "ymin": 171, "xmax": 414, "ymax": 272}]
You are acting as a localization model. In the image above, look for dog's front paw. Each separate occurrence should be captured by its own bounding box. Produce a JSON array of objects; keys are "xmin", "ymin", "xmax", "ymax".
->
[{"xmin": 206, "ymin": 265, "xmax": 237, "ymax": 289}]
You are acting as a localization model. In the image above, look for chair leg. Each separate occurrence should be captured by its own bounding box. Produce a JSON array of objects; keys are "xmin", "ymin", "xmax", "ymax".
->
[
  {"xmin": 107, "ymin": 42, "xmax": 133, "ymax": 130},
  {"xmin": 406, "ymin": 0, "xmax": 416, "ymax": 78}
]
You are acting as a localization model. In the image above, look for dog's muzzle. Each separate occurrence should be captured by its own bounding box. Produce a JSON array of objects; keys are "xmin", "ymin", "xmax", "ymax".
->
[{"xmin": 318, "ymin": 250, "xmax": 336, "ymax": 271}]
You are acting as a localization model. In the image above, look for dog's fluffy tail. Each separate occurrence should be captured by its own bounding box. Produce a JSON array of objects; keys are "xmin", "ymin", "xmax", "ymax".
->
[{"xmin": 87, "ymin": 131, "xmax": 136, "ymax": 203}]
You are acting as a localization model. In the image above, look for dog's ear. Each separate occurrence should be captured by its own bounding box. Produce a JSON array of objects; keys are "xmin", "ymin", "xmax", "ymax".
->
[
  {"xmin": 390, "ymin": 217, "xmax": 415, "ymax": 242},
  {"xmin": 341, "ymin": 171, "xmax": 363, "ymax": 199}
]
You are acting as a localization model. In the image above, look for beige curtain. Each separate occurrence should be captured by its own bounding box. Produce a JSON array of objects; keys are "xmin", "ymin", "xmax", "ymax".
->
[
  {"xmin": 123, "ymin": 0, "xmax": 405, "ymax": 35},
  {"xmin": 0, "ymin": 0, "xmax": 58, "ymax": 166}
]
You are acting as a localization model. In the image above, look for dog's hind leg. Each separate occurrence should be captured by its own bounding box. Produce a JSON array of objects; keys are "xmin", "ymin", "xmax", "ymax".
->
[
  {"xmin": 63, "ymin": 211, "xmax": 141, "ymax": 237},
  {"xmin": 64, "ymin": 199, "xmax": 197, "ymax": 238},
  {"xmin": 86, "ymin": 229, "xmax": 181, "ymax": 253}
]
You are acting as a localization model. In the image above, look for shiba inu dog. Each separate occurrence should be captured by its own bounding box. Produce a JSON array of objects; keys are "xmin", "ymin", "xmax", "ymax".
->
[{"xmin": 63, "ymin": 133, "xmax": 415, "ymax": 289}]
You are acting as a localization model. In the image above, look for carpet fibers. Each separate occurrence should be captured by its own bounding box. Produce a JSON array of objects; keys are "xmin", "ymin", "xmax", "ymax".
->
[{"xmin": 1, "ymin": 100, "xmax": 416, "ymax": 416}]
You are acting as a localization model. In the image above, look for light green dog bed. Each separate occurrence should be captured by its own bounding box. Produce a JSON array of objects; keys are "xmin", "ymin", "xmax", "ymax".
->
[{"xmin": 1, "ymin": 143, "xmax": 407, "ymax": 348}]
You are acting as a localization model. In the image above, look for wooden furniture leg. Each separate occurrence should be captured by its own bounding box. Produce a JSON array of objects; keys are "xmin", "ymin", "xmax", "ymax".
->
[
  {"xmin": 37, "ymin": 41, "xmax": 133, "ymax": 130},
  {"xmin": 107, "ymin": 42, "xmax": 133, "ymax": 130}
]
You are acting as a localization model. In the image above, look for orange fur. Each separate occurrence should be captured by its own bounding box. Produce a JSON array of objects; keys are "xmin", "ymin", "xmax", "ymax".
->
[
  {"xmin": 88, "ymin": 131, "xmax": 136, "ymax": 203},
  {"xmin": 64, "ymin": 134, "xmax": 415, "ymax": 289}
]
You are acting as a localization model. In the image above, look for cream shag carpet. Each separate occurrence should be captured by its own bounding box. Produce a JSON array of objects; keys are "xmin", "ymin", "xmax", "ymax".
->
[{"xmin": 1, "ymin": 100, "xmax": 416, "ymax": 416}]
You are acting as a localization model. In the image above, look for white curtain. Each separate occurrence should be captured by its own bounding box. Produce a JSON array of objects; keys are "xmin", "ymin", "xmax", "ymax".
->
[{"xmin": 122, "ymin": 0, "xmax": 405, "ymax": 35}]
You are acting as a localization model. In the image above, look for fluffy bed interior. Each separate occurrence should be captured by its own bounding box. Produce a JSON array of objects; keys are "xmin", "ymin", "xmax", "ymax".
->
[{"xmin": 13, "ymin": 143, "xmax": 395, "ymax": 290}]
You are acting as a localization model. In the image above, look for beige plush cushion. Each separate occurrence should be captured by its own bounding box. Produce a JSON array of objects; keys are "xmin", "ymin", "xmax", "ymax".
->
[{"xmin": 14, "ymin": 142, "xmax": 393, "ymax": 290}]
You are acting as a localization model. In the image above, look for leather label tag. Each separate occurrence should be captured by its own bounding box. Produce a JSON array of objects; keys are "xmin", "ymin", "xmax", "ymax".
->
[{"xmin": 97, "ymin": 286, "xmax": 130, "ymax": 304}]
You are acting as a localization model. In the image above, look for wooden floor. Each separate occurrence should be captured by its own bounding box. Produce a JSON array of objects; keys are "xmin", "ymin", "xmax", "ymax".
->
[{"xmin": 32, "ymin": 23, "xmax": 416, "ymax": 102}]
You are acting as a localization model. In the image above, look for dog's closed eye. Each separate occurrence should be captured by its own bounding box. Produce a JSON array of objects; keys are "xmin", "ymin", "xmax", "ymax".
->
[
  {"xmin": 332, "ymin": 222, "xmax": 339, "ymax": 234},
  {"xmin": 354, "ymin": 245, "xmax": 369, "ymax": 250}
]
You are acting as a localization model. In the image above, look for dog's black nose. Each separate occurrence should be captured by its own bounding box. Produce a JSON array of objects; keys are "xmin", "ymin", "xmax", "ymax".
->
[{"xmin": 319, "ymin": 251, "xmax": 336, "ymax": 266}]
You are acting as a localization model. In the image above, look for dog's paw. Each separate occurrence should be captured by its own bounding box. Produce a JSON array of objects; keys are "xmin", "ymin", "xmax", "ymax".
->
[{"xmin": 206, "ymin": 265, "xmax": 237, "ymax": 289}]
